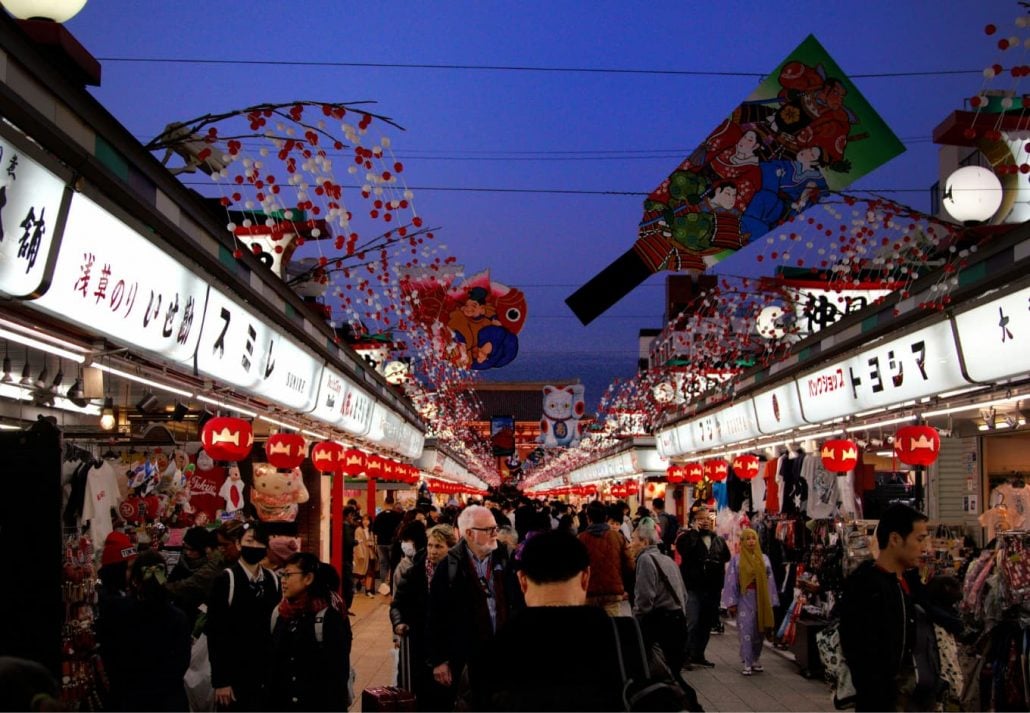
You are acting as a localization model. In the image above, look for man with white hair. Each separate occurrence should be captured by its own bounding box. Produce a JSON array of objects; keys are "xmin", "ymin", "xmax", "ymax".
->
[{"xmin": 427, "ymin": 504, "xmax": 519, "ymax": 709}]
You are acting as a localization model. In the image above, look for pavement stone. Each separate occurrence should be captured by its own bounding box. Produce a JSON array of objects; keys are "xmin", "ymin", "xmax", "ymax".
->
[{"xmin": 346, "ymin": 594, "xmax": 838, "ymax": 712}]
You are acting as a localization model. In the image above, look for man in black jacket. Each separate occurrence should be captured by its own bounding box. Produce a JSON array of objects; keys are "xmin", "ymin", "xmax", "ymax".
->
[
  {"xmin": 675, "ymin": 505, "xmax": 729, "ymax": 668},
  {"xmin": 427, "ymin": 505, "xmax": 518, "ymax": 708},
  {"xmin": 839, "ymin": 504, "xmax": 930, "ymax": 712}
]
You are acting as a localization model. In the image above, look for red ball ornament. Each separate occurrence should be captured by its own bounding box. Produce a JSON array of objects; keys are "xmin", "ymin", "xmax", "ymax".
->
[
  {"xmin": 962, "ymin": 126, "xmax": 977, "ymax": 140},
  {"xmin": 732, "ymin": 454, "xmax": 761, "ymax": 480},
  {"xmin": 200, "ymin": 417, "xmax": 254, "ymax": 462},
  {"xmin": 310, "ymin": 441, "xmax": 344, "ymax": 474},
  {"xmin": 894, "ymin": 425, "xmax": 941, "ymax": 467},
  {"xmin": 266, "ymin": 432, "xmax": 306, "ymax": 469},
  {"xmin": 821, "ymin": 439, "xmax": 859, "ymax": 473},
  {"xmin": 985, "ymin": 23, "xmax": 996, "ymax": 35},
  {"xmin": 999, "ymin": 38, "xmax": 1011, "ymax": 50}
]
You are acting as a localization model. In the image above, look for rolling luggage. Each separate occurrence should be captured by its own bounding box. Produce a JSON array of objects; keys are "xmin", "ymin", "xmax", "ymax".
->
[{"xmin": 362, "ymin": 633, "xmax": 415, "ymax": 711}]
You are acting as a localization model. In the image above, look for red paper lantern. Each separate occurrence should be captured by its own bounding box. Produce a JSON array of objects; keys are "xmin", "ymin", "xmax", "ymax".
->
[
  {"xmin": 200, "ymin": 417, "xmax": 254, "ymax": 462},
  {"xmin": 611, "ymin": 483, "xmax": 626, "ymax": 498},
  {"xmin": 365, "ymin": 454, "xmax": 384, "ymax": 479},
  {"xmin": 704, "ymin": 459, "xmax": 728, "ymax": 482},
  {"xmin": 685, "ymin": 464, "xmax": 704, "ymax": 484},
  {"xmin": 732, "ymin": 455, "xmax": 761, "ymax": 480},
  {"xmin": 821, "ymin": 439, "xmax": 859, "ymax": 473},
  {"xmin": 310, "ymin": 441, "xmax": 344, "ymax": 474},
  {"xmin": 342, "ymin": 448, "xmax": 367, "ymax": 477},
  {"xmin": 894, "ymin": 425, "xmax": 941, "ymax": 467},
  {"xmin": 666, "ymin": 465, "xmax": 685, "ymax": 484},
  {"xmin": 266, "ymin": 432, "xmax": 306, "ymax": 469},
  {"xmin": 381, "ymin": 458, "xmax": 397, "ymax": 482}
]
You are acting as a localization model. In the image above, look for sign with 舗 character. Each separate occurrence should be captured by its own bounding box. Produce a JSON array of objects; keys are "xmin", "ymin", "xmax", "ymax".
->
[{"xmin": 566, "ymin": 35, "xmax": 905, "ymax": 326}]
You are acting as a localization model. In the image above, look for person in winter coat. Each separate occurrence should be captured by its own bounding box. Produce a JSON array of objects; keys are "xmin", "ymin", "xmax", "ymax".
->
[
  {"xmin": 391, "ymin": 524, "xmax": 458, "ymax": 711},
  {"xmin": 676, "ymin": 505, "xmax": 730, "ymax": 668},
  {"xmin": 268, "ymin": 552, "xmax": 351, "ymax": 711},
  {"xmin": 427, "ymin": 506, "xmax": 520, "ymax": 710},
  {"xmin": 354, "ymin": 514, "xmax": 376, "ymax": 598},
  {"xmin": 98, "ymin": 550, "xmax": 191, "ymax": 711},
  {"xmin": 165, "ymin": 526, "xmax": 224, "ymax": 633},
  {"xmin": 206, "ymin": 522, "xmax": 281, "ymax": 711},
  {"xmin": 839, "ymin": 504, "xmax": 933, "ymax": 712},
  {"xmin": 578, "ymin": 500, "xmax": 634, "ymax": 615},
  {"xmin": 722, "ymin": 527, "xmax": 779, "ymax": 676}
]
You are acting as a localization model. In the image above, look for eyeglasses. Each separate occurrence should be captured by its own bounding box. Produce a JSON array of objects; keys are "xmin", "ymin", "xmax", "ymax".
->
[
  {"xmin": 469, "ymin": 526, "xmax": 498, "ymax": 536},
  {"xmin": 280, "ymin": 571, "xmax": 306, "ymax": 579}
]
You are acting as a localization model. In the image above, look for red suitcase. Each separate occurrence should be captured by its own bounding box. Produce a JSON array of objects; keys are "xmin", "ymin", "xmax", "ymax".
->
[{"xmin": 361, "ymin": 686, "xmax": 416, "ymax": 711}]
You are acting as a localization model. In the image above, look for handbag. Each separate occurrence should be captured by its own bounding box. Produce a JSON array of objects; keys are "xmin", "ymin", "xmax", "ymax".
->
[
  {"xmin": 183, "ymin": 634, "xmax": 215, "ymax": 712},
  {"xmin": 815, "ymin": 621, "xmax": 857, "ymax": 710}
]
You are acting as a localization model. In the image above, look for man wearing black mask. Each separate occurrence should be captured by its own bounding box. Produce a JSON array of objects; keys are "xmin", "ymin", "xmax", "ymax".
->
[{"xmin": 206, "ymin": 522, "xmax": 280, "ymax": 711}]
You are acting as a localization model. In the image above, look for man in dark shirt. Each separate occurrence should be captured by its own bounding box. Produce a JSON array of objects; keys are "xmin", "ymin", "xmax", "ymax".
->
[
  {"xmin": 675, "ymin": 505, "xmax": 729, "ymax": 668},
  {"xmin": 372, "ymin": 501, "xmax": 403, "ymax": 593}
]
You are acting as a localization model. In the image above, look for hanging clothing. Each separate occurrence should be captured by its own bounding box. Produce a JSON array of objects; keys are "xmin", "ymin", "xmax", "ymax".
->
[
  {"xmin": 82, "ymin": 461, "xmax": 123, "ymax": 549},
  {"xmin": 764, "ymin": 459, "xmax": 780, "ymax": 514},
  {"xmin": 712, "ymin": 480, "xmax": 728, "ymax": 511},
  {"xmin": 750, "ymin": 469, "xmax": 767, "ymax": 514},
  {"xmin": 990, "ymin": 483, "xmax": 1030, "ymax": 530},
  {"xmin": 801, "ymin": 455, "xmax": 839, "ymax": 519}
]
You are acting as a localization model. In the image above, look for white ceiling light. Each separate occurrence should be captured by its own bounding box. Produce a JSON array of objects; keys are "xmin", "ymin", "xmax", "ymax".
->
[
  {"xmin": 942, "ymin": 165, "xmax": 1003, "ymax": 225},
  {"xmin": 0, "ymin": 0, "xmax": 88, "ymax": 22},
  {"xmin": 96, "ymin": 363, "xmax": 194, "ymax": 398},
  {"xmin": 196, "ymin": 395, "xmax": 258, "ymax": 418},
  {"xmin": 0, "ymin": 327, "xmax": 86, "ymax": 363}
]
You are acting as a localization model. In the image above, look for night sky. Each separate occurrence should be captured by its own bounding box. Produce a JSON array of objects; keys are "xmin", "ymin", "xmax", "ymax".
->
[{"xmin": 64, "ymin": 0, "xmax": 1013, "ymax": 407}]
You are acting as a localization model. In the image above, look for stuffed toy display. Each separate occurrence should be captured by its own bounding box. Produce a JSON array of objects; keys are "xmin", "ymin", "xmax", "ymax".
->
[
  {"xmin": 218, "ymin": 463, "xmax": 246, "ymax": 515},
  {"xmin": 250, "ymin": 463, "xmax": 309, "ymax": 522},
  {"xmin": 186, "ymin": 450, "xmax": 226, "ymax": 524}
]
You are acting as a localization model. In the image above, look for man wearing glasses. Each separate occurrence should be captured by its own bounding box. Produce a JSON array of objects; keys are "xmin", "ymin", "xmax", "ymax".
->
[{"xmin": 427, "ymin": 505, "xmax": 520, "ymax": 709}]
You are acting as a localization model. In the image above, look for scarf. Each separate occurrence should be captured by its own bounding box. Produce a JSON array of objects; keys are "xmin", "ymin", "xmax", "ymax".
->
[
  {"xmin": 738, "ymin": 528, "xmax": 775, "ymax": 632},
  {"xmin": 278, "ymin": 590, "xmax": 331, "ymax": 622},
  {"xmin": 425, "ymin": 555, "xmax": 437, "ymax": 583}
]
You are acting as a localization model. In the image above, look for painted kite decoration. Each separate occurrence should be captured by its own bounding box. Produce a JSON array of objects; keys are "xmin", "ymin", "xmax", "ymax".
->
[
  {"xmin": 566, "ymin": 35, "xmax": 905, "ymax": 325},
  {"xmin": 401, "ymin": 267, "xmax": 526, "ymax": 370}
]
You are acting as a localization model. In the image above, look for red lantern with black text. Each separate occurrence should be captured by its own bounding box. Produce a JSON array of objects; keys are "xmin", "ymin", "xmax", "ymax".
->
[
  {"xmin": 704, "ymin": 459, "xmax": 728, "ymax": 482},
  {"xmin": 311, "ymin": 441, "xmax": 344, "ymax": 474},
  {"xmin": 821, "ymin": 439, "xmax": 859, "ymax": 473},
  {"xmin": 265, "ymin": 432, "xmax": 306, "ymax": 469},
  {"xmin": 732, "ymin": 455, "xmax": 761, "ymax": 480},
  {"xmin": 200, "ymin": 417, "xmax": 254, "ymax": 462},
  {"xmin": 685, "ymin": 464, "xmax": 704, "ymax": 484},
  {"xmin": 894, "ymin": 425, "xmax": 941, "ymax": 466},
  {"xmin": 342, "ymin": 449, "xmax": 367, "ymax": 477}
]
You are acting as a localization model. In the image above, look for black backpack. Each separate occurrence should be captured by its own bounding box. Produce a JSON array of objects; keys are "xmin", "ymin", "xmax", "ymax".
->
[{"xmin": 609, "ymin": 616, "xmax": 698, "ymax": 712}]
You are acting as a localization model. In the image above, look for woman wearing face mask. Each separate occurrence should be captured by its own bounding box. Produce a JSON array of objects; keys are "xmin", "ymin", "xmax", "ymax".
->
[
  {"xmin": 269, "ymin": 552, "xmax": 352, "ymax": 711},
  {"xmin": 206, "ymin": 522, "xmax": 281, "ymax": 710},
  {"xmin": 390, "ymin": 523, "xmax": 456, "ymax": 711},
  {"xmin": 722, "ymin": 527, "xmax": 779, "ymax": 676}
]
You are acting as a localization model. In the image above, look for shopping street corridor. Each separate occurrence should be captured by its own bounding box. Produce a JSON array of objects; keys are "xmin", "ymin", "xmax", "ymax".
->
[{"xmin": 347, "ymin": 593, "xmax": 837, "ymax": 712}]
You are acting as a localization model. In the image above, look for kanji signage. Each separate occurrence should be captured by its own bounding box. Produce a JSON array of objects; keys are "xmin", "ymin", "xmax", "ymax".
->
[
  {"xmin": 953, "ymin": 284, "xmax": 1030, "ymax": 383},
  {"xmin": 0, "ymin": 134, "xmax": 68, "ymax": 299},
  {"xmin": 32, "ymin": 194, "xmax": 206, "ymax": 363},
  {"xmin": 753, "ymin": 381, "xmax": 807, "ymax": 434}
]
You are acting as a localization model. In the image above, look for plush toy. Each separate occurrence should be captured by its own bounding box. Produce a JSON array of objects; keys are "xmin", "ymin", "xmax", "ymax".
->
[
  {"xmin": 250, "ymin": 463, "xmax": 309, "ymax": 522},
  {"xmin": 218, "ymin": 463, "xmax": 246, "ymax": 514},
  {"xmin": 537, "ymin": 384, "xmax": 586, "ymax": 448}
]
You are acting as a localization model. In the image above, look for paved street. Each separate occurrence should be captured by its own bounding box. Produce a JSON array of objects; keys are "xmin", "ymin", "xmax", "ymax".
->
[{"xmin": 347, "ymin": 593, "xmax": 836, "ymax": 712}]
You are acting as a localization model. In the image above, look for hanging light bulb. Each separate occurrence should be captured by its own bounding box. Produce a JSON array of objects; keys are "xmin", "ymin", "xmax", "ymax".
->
[
  {"xmin": 51, "ymin": 360, "xmax": 64, "ymax": 392},
  {"xmin": 19, "ymin": 348, "xmax": 32, "ymax": 386},
  {"xmin": 1, "ymin": 341, "xmax": 11, "ymax": 384},
  {"xmin": 99, "ymin": 397, "xmax": 116, "ymax": 431},
  {"xmin": 66, "ymin": 377, "xmax": 86, "ymax": 407},
  {"xmin": 34, "ymin": 363, "xmax": 49, "ymax": 391}
]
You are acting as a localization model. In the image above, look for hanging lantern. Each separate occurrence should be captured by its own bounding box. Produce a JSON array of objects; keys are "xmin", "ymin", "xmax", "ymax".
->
[
  {"xmin": 666, "ymin": 465, "xmax": 684, "ymax": 484},
  {"xmin": 265, "ymin": 432, "xmax": 307, "ymax": 469},
  {"xmin": 704, "ymin": 459, "xmax": 729, "ymax": 482},
  {"xmin": 611, "ymin": 482, "xmax": 626, "ymax": 498},
  {"xmin": 381, "ymin": 458, "xmax": 397, "ymax": 482},
  {"xmin": 200, "ymin": 417, "xmax": 254, "ymax": 462},
  {"xmin": 821, "ymin": 439, "xmax": 859, "ymax": 473},
  {"xmin": 585, "ymin": 484, "xmax": 598, "ymax": 496},
  {"xmin": 732, "ymin": 454, "xmax": 761, "ymax": 480},
  {"xmin": 310, "ymin": 441, "xmax": 344, "ymax": 474},
  {"xmin": 685, "ymin": 463, "xmax": 704, "ymax": 484},
  {"xmin": 342, "ymin": 448, "xmax": 367, "ymax": 477},
  {"xmin": 623, "ymin": 480, "xmax": 639, "ymax": 496},
  {"xmin": 365, "ymin": 454, "xmax": 384, "ymax": 479},
  {"xmin": 894, "ymin": 425, "xmax": 941, "ymax": 466}
]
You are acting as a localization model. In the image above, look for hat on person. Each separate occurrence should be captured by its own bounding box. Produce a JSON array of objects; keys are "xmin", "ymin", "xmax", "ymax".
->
[
  {"xmin": 267, "ymin": 537, "xmax": 300, "ymax": 568},
  {"xmin": 101, "ymin": 531, "xmax": 137, "ymax": 566},
  {"xmin": 182, "ymin": 526, "xmax": 213, "ymax": 552}
]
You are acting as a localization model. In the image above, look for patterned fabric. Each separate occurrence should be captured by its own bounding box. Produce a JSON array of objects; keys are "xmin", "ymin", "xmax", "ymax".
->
[
  {"xmin": 935, "ymin": 624, "xmax": 964, "ymax": 704},
  {"xmin": 816, "ymin": 622, "xmax": 857, "ymax": 709}
]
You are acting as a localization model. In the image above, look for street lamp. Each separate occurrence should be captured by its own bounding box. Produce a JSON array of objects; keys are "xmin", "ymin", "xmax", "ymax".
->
[
  {"xmin": 942, "ymin": 165, "xmax": 1003, "ymax": 225},
  {"xmin": 0, "ymin": 0, "xmax": 87, "ymax": 22}
]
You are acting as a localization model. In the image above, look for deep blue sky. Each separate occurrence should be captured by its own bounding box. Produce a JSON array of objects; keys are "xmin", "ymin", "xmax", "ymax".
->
[{"xmin": 65, "ymin": 0, "xmax": 1013, "ymax": 406}]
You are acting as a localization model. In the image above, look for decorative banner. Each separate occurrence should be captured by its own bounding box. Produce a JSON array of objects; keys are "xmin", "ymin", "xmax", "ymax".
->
[
  {"xmin": 566, "ymin": 34, "xmax": 905, "ymax": 325},
  {"xmin": 490, "ymin": 415, "xmax": 516, "ymax": 456},
  {"xmin": 821, "ymin": 439, "xmax": 859, "ymax": 473},
  {"xmin": 402, "ymin": 267, "xmax": 526, "ymax": 370},
  {"xmin": 894, "ymin": 425, "xmax": 941, "ymax": 467},
  {"xmin": 537, "ymin": 384, "xmax": 586, "ymax": 448}
]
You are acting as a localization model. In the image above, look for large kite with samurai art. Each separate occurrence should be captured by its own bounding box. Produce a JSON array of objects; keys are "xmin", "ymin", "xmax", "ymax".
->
[{"xmin": 566, "ymin": 35, "xmax": 905, "ymax": 325}]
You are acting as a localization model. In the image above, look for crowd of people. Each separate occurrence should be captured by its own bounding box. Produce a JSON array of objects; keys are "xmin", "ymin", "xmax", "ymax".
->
[{"xmin": 31, "ymin": 493, "xmax": 958, "ymax": 713}]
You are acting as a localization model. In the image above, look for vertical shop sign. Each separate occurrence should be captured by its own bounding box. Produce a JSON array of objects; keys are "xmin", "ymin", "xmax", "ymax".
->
[{"xmin": 953, "ymin": 285, "xmax": 1030, "ymax": 383}]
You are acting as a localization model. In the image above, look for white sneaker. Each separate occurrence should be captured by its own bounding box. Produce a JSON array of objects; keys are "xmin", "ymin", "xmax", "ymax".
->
[
  {"xmin": 741, "ymin": 666, "xmax": 753, "ymax": 676},
  {"xmin": 752, "ymin": 663, "xmax": 764, "ymax": 673}
]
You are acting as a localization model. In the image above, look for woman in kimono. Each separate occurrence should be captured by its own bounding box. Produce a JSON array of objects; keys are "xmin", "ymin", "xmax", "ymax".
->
[{"xmin": 722, "ymin": 527, "xmax": 779, "ymax": 676}]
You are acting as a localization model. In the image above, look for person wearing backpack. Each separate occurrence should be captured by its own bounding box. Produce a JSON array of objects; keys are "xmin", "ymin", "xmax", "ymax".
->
[
  {"xmin": 268, "ymin": 552, "xmax": 352, "ymax": 711},
  {"xmin": 651, "ymin": 498, "xmax": 679, "ymax": 556},
  {"xmin": 206, "ymin": 522, "xmax": 280, "ymax": 711}
]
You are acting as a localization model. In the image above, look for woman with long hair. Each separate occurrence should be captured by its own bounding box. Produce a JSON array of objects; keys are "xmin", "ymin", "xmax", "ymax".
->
[
  {"xmin": 722, "ymin": 527, "xmax": 780, "ymax": 676},
  {"xmin": 269, "ymin": 552, "xmax": 352, "ymax": 711},
  {"xmin": 98, "ymin": 550, "xmax": 191, "ymax": 711},
  {"xmin": 354, "ymin": 514, "xmax": 376, "ymax": 597}
]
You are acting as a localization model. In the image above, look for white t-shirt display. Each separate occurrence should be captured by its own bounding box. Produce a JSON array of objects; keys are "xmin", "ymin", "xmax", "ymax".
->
[
  {"xmin": 750, "ymin": 471, "xmax": 767, "ymax": 514},
  {"xmin": 801, "ymin": 455, "xmax": 840, "ymax": 519},
  {"xmin": 989, "ymin": 483, "xmax": 1030, "ymax": 530},
  {"xmin": 81, "ymin": 461, "xmax": 123, "ymax": 548}
]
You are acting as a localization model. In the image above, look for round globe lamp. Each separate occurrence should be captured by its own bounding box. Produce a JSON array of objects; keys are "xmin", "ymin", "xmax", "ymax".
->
[
  {"xmin": 942, "ymin": 165, "xmax": 1003, "ymax": 225},
  {"xmin": 0, "ymin": 0, "xmax": 88, "ymax": 22}
]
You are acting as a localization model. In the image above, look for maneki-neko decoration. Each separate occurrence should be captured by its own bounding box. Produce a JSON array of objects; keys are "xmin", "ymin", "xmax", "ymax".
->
[
  {"xmin": 821, "ymin": 438, "xmax": 859, "ymax": 473},
  {"xmin": 265, "ymin": 432, "xmax": 307, "ymax": 470},
  {"xmin": 311, "ymin": 441, "xmax": 345, "ymax": 474},
  {"xmin": 732, "ymin": 454, "xmax": 762, "ymax": 480},
  {"xmin": 200, "ymin": 417, "xmax": 254, "ymax": 462},
  {"xmin": 566, "ymin": 34, "xmax": 904, "ymax": 326},
  {"xmin": 893, "ymin": 425, "xmax": 941, "ymax": 467}
]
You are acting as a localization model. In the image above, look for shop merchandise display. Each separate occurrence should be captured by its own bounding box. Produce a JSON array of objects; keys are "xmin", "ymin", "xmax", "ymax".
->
[
  {"xmin": 989, "ymin": 477, "xmax": 1029, "ymax": 530},
  {"xmin": 59, "ymin": 534, "xmax": 107, "ymax": 711}
]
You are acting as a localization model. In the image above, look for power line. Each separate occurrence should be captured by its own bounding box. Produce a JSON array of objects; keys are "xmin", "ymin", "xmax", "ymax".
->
[{"xmin": 97, "ymin": 55, "xmax": 981, "ymax": 79}]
